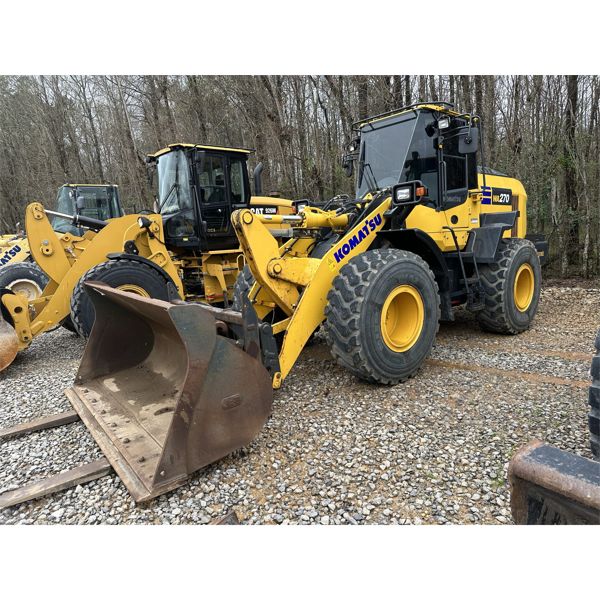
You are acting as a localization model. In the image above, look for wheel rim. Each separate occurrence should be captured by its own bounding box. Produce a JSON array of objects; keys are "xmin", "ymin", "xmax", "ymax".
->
[
  {"xmin": 7, "ymin": 279, "xmax": 43, "ymax": 300},
  {"xmin": 116, "ymin": 284, "xmax": 150, "ymax": 297},
  {"xmin": 514, "ymin": 263, "xmax": 534, "ymax": 312},
  {"xmin": 380, "ymin": 285, "xmax": 425, "ymax": 352}
]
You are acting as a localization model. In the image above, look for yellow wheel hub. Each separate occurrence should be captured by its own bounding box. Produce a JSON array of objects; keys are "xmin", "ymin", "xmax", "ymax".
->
[
  {"xmin": 8, "ymin": 279, "xmax": 43, "ymax": 301},
  {"xmin": 514, "ymin": 263, "xmax": 534, "ymax": 312},
  {"xmin": 116, "ymin": 284, "xmax": 150, "ymax": 297},
  {"xmin": 380, "ymin": 285, "xmax": 425, "ymax": 353}
]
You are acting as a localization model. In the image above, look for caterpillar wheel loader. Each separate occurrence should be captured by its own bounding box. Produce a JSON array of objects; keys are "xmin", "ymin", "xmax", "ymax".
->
[
  {"xmin": 52, "ymin": 102, "xmax": 550, "ymax": 503},
  {"xmin": 0, "ymin": 183, "xmax": 124, "ymax": 301},
  {"xmin": 0, "ymin": 144, "xmax": 295, "ymax": 372}
]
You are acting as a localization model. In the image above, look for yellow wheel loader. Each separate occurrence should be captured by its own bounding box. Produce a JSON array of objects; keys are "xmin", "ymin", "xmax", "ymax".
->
[
  {"xmin": 0, "ymin": 144, "xmax": 295, "ymax": 372},
  {"xmin": 0, "ymin": 183, "xmax": 124, "ymax": 300},
  {"xmin": 50, "ymin": 103, "xmax": 550, "ymax": 503}
]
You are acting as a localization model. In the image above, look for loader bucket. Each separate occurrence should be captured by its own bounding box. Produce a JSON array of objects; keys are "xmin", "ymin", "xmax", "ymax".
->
[
  {"xmin": 0, "ymin": 295, "xmax": 18, "ymax": 372},
  {"xmin": 65, "ymin": 282, "xmax": 273, "ymax": 502}
]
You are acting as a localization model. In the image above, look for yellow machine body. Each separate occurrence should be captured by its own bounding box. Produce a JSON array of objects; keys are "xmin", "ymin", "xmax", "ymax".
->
[
  {"xmin": 0, "ymin": 234, "xmax": 30, "ymax": 267},
  {"xmin": 405, "ymin": 173, "xmax": 527, "ymax": 251},
  {"xmin": 0, "ymin": 183, "xmax": 123, "ymax": 270},
  {"xmin": 1, "ymin": 195, "xmax": 292, "ymax": 353}
]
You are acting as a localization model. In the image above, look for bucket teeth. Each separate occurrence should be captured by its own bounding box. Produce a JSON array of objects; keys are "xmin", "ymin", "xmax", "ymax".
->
[{"xmin": 66, "ymin": 282, "xmax": 273, "ymax": 502}]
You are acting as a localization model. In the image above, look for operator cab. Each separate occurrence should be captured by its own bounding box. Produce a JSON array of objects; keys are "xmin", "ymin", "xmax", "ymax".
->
[
  {"xmin": 52, "ymin": 184, "xmax": 124, "ymax": 235},
  {"xmin": 149, "ymin": 144, "xmax": 253, "ymax": 252},
  {"xmin": 345, "ymin": 103, "xmax": 479, "ymax": 210}
]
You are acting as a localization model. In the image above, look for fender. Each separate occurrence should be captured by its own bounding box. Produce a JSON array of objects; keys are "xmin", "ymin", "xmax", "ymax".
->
[
  {"xmin": 105, "ymin": 253, "xmax": 182, "ymax": 300},
  {"xmin": 378, "ymin": 227, "xmax": 453, "ymax": 320},
  {"xmin": 378, "ymin": 227, "xmax": 451, "ymax": 292}
]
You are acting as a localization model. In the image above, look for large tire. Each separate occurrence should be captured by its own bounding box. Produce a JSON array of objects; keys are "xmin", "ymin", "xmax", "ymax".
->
[
  {"xmin": 70, "ymin": 259, "xmax": 172, "ymax": 338},
  {"xmin": 477, "ymin": 238, "xmax": 541, "ymax": 334},
  {"xmin": 323, "ymin": 248, "xmax": 440, "ymax": 385},
  {"xmin": 589, "ymin": 330, "xmax": 600, "ymax": 459},
  {"xmin": 61, "ymin": 316, "xmax": 77, "ymax": 333},
  {"xmin": 0, "ymin": 262, "xmax": 48, "ymax": 301}
]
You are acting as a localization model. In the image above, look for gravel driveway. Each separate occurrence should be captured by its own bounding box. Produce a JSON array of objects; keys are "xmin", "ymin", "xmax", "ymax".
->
[{"xmin": 0, "ymin": 284, "xmax": 598, "ymax": 524}]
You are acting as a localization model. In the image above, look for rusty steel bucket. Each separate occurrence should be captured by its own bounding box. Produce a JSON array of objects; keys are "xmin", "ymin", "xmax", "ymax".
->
[
  {"xmin": 65, "ymin": 282, "xmax": 273, "ymax": 502},
  {"xmin": 0, "ymin": 293, "xmax": 18, "ymax": 372},
  {"xmin": 509, "ymin": 440, "xmax": 600, "ymax": 525}
]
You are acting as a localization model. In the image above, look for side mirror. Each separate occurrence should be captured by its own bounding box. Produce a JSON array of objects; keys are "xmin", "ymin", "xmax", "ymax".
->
[
  {"xmin": 458, "ymin": 126, "xmax": 479, "ymax": 154},
  {"xmin": 342, "ymin": 154, "xmax": 354, "ymax": 177},
  {"xmin": 75, "ymin": 196, "xmax": 85, "ymax": 214}
]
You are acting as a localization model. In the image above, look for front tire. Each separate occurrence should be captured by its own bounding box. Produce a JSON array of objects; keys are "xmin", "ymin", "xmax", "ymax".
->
[
  {"xmin": 0, "ymin": 262, "xmax": 48, "ymax": 301},
  {"xmin": 70, "ymin": 259, "xmax": 172, "ymax": 338},
  {"xmin": 323, "ymin": 248, "xmax": 440, "ymax": 385},
  {"xmin": 478, "ymin": 238, "xmax": 541, "ymax": 334}
]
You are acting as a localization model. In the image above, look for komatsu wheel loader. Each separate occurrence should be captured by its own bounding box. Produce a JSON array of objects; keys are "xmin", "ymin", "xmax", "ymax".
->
[
  {"xmin": 0, "ymin": 144, "xmax": 295, "ymax": 372},
  {"xmin": 0, "ymin": 183, "xmax": 124, "ymax": 301},
  {"xmin": 57, "ymin": 103, "xmax": 549, "ymax": 503}
]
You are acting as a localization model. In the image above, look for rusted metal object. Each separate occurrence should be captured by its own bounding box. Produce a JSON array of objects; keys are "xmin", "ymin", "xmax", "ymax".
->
[
  {"xmin": 0, "ymin": 307, "xmax": 18, "ymax": 372},
  {"xmin": 509, "ymin": 440, "xmax": 600, "ymax": 525},
  {"xmin": 65, "ymin": 282, "xmax": 273, "ymax": 503}
]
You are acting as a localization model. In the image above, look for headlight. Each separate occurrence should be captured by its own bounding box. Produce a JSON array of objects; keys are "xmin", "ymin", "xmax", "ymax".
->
[
  {"xmin": 137, "ymin": 216, "xmax": 152, "ymax": 229},
  {"xmin": 395, "ymin": 187, "xmax": 412, "ymax": 202}
]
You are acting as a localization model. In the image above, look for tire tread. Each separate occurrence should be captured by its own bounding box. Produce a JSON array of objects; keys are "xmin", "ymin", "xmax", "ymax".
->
[{"xmin": 323, "ymin": 248, "xmax": 440, "ymax": 385}]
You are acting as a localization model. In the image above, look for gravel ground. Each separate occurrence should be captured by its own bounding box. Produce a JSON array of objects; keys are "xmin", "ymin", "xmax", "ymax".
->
[{"xmin": 0, "ymin": 284, "xmax": 598, "ymax": 525}]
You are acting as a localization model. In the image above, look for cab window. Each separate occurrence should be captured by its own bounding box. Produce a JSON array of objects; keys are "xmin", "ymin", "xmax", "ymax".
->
[
  {"xmin": 443, "ymin": 133, "xmax": 468, "ymax": 207},
  {"xmin": 230, "ymin": 158, "xmax": 248, "ymax": 204},
  {"xmin": 198, "ymin": 155, "xmax": 226, "ymax": 204},
  {"xmin": 402, "ymin": 113, "xmax": 439, "ymax": 206}
]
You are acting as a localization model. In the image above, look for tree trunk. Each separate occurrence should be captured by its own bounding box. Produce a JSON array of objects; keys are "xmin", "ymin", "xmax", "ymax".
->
[{"xmin": 565, "ymin": 75, "xmax": 579, "ymax": 272}]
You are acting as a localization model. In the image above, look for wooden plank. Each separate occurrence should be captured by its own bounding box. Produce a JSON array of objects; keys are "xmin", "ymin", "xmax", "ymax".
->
[
  {"xmin": 0, "ymin": 458, "xmax": 111, "ymax": 509},
  {"xmin": 0, "ymin": 410, "xmax": 80, "ymax": 441}
]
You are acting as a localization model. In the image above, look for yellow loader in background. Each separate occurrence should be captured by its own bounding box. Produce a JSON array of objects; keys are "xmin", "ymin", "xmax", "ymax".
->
[
  {"xmin": 57, "ymin": 103, "xmax": 550, "ymax": 502},
  {"xmin": 0, "ymin": 143, "xmax": 295, "ymax": 371},
  {"xmin": 0, "ymin": 183, "xmax": 124, "ymax": 299}
]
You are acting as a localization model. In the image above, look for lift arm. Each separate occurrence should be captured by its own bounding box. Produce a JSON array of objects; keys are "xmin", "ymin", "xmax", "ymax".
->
[{"xmin": 232, "ymin": 199, "xmax": 391, "ymax": 387}]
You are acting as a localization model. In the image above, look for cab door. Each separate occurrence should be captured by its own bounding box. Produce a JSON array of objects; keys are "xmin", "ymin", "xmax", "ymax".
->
[
  {"xmin": 196, "ymin": 153, "xmax": 231, "ymax": 236},
  {"xmin": 195, "ymin": 152, "xmax": 250, "ymax": 250}
]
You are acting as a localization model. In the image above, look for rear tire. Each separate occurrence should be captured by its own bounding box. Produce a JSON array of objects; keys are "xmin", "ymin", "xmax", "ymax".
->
[
  {"xmin": 70, "ymin": 259, "xmax": 172, "ymax": 338},
  {"xmin": 323, "ymin": 248, "xmax": 440, "ymax": 385},
  {"xmin": 232, "ymin": 265, "xmax": 254, "ymax": 311},
  {"xmin": 590, "ymin": 330, "xmax": 600, "ymax": 459},
  {"xmin": 478, "ymin": 238, "xmax": 541, "ymax": 334},
  {"xmin": 61, "ymin": 316, "xmax": 77, "ymax": 333},
  {"xmin": 0, "ymin": 262, "xmax": 48, "ymax": 300}
]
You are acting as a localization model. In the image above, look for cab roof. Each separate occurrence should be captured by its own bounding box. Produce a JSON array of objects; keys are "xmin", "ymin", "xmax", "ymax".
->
[
  {"xmin": 354, "ymin": 102, "xmax": 467, "ymax": 130},
  {"xmin": 147, "ymin": 143, "xmax": 253, "ymax": 160},
  {"xmin": 61, "ymin": 183, "xmax": 118, "ymax": 188}
]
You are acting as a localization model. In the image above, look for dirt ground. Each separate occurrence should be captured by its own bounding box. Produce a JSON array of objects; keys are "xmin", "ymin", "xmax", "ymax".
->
[{"xmin": 0, "ymin": 283, "xmax": 598, "ymax": 524}]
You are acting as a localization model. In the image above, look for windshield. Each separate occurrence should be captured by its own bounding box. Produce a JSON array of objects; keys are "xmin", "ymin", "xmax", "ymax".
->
[
  {"xmin": 156, "ymin": 149, "xmax": 192, "ymax": 215},
  {"xmin": 52, "ymin": 185, "xmax": 121, "ymax": 234},
  {"xmin": 356, "ymin": 114, "xmax": 418, "ymax": 198}
]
